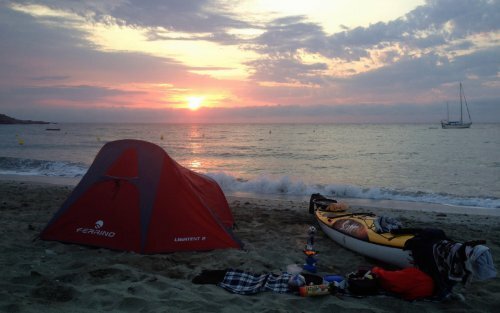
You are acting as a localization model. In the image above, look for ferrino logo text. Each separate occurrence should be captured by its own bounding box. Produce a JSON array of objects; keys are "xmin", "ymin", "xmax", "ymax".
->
[
  {"xmin": 76, "ymin": 220, "xmax": 116, "ymax": 238},
  {"xmin": 174, "ymin": 236, "xmax": 207, "ymax": 242}
]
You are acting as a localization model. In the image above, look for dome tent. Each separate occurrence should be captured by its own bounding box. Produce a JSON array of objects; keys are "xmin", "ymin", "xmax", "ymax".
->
[{"xmin": 41, "ymin": 139, "xmax": 242, "ymax": 253}]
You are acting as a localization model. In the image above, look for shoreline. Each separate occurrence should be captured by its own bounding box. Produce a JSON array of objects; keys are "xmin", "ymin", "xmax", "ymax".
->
[
  {"xmin": 0, "ymin": 174, "xmax": 82, "ymax": 186},
  {"xmin": 2, "ymin": 174, "xmax": 497, "ymax": 217},
  {"xmin": 0, "ymin": 179, "xmax": 499, "ymax": 312}
]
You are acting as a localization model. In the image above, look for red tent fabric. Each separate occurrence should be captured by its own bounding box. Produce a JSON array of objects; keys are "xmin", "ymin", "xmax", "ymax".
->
[{"xmin": 40, "ymin": 139, "xmax": 242, "ymax": 253}]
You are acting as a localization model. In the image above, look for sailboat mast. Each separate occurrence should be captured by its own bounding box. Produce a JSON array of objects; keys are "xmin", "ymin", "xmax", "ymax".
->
[
  {"xmin": 459, "ymin": 82, "xmax": 463, "ymax": 122},
  {"xmin": 462, "ymin": 83, "xmax": 472, "ymax": 123}
]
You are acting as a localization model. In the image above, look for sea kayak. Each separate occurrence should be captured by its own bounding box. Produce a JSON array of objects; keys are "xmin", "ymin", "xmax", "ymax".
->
[{"xmin": 309, "ymin": 194, "xmax": 414, "ymax": 268}]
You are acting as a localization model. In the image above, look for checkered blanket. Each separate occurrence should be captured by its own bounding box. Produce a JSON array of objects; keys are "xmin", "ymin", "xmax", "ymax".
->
[{"xmin": 218, "ymin": 269, "xmax": 292, "ymax": 295}]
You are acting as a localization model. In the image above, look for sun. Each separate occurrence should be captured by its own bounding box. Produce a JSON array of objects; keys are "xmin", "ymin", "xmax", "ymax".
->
[{"xmin": 187, "ymin": 96, "xmax": 204, "ymax": 110}]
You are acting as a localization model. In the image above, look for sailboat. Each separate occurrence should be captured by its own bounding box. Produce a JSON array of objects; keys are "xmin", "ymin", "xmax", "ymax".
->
[{"xmin": 441, "ymin": 82, "xmax": 472, "ymax": 129}]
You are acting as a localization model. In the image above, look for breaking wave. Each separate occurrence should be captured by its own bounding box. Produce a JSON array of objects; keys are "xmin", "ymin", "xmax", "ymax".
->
[
  {"xmin": 207, "ymin": 172, "xmax": 500, "ymax": 209},
  {"xmin": 0, "ymin": 156, "xmax": 498, "ymax": 209},
  {"xmin": 0, "ymin": 157, "xmax": 87, "ymax": 178}
]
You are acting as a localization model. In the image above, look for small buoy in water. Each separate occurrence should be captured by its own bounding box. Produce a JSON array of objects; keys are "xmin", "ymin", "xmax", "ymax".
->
[
  {"xmin": 160, "ymin": 135, "xmax": 164, "ymax": 140},
  {"xmin": 96, "ymin": 136, "xmax": 101, "ymax": 142},
  {"xmin": 18, "ymin": 138, "xmax": 25, "ymax": 145}
]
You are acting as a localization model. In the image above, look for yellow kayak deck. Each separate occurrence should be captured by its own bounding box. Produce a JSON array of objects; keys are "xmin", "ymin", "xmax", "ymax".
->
[{"xmin": 315, "ymin": 210, "xmax": 414, "ymax": 248}]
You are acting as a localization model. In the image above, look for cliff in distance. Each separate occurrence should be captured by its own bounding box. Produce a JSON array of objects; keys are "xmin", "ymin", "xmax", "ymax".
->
[{"xmin": 0, "ymin": 113, "xmax": 50, "ymax": 124}]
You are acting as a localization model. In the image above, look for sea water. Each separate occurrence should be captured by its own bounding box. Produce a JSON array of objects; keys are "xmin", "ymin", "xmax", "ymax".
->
[{"xmin": 0, "ymin": 123, "xmax": 499, "ymax": 209}]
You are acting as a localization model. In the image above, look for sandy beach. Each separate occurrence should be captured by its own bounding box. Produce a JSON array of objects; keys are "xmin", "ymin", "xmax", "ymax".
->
[{"xmin": 0, "ymin": 179, "xmax": 499, "ymax": 313}]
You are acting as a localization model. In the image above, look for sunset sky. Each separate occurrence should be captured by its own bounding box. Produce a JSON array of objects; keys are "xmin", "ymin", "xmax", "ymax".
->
[{"xmin": 1, "ymin": 0, "xmax": 499, "ymax": 123}]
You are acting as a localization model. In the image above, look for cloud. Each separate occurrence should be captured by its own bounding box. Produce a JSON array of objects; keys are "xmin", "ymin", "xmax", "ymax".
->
[
  {"xmin": 252, "ymin": 16, "xmax": 327, "ymax": 54},
  {"xmin": 1, "ymin": 0, "xmax": 499, "ymax": 123},
  {"xmin": 1, "ymin": 9, "xmax": 191, "ymax": 82},
  {"xmin": 324, "ymin": 0, "xmax": 499, "ymax": 55},
  {"xmin": 246, "ymin": 0, "xmax": 500, "ymax": 87},
  {"xmin": 30, "ymin": 75, "xmax": 71, "ymax": 81},
  {"xmin": 29, "ymin": 0, "xmax": 254, "ymax": 34},
  {"xmin": 337, "ymin": 45, "xmax": 500, "ymax": 99},
  {"xmin": 247, "ymin": 58, "xmax": 328, "ymax": 84},
  {"xmin": 0, "ymin": 85, "xmax": 144, "ymax": 111},
  {"xmin": 0, "ymin": 3, "xmax": 228, "ymax": 109}
]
